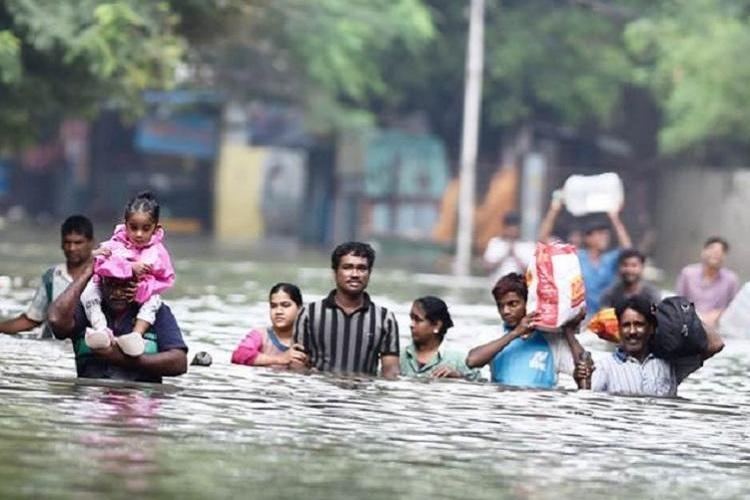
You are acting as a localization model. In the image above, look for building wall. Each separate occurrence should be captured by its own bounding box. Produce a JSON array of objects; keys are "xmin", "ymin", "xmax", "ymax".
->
[
  {"xmin": 214, "ymin": 143, "xmax": 307, "ymax": 242},
  {"xmin": 654, "ymin": 166, "xmax": 750, "ymax": 282}
]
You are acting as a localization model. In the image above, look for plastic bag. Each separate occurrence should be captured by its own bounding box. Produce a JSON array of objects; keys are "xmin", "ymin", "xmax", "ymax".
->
[
  {"xmin": 588, "ymin": 307, "xmax": 620, "ymax": 343},
  {"xmin": 526, "ymin": 242, "xmax": 586, "ymax": 332},
  {"xmin": 563, "ymin": 172, "xmax": 624, "ymax": 216}
]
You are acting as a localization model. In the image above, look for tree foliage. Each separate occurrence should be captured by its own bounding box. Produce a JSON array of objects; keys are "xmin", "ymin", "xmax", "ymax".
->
[
  {"xmin": 0, "ymin": 0, "xmax": 184, "ymax": 149},
  {"xmin": 180, "ymin": 0, "xmax": 435, "ymax": 132},
  {"xmin": 625, "ymin": 0, "xmax": 750, "ymax": 153},
  {"xmin": 484, "ymin": 0, "xmax": 635, "ymax": 128},
  {"xmin": 4, "ymin": 0, "xmax": 750, "ymax": 156}
]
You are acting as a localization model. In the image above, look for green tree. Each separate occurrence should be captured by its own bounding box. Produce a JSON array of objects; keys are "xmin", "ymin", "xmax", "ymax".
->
[
  {"xmin": 180, "ymin": 0, "xmax": 435, "ymax": 133},
  {"xmin": 0, "ymin": 0, "xmax": 184, "ymax": 149},
  {"xmin": 363, "ymin": 0, "xmax": 641, "ymax": 160},
  {"xmin": 626, "ymin": 0, "xmax": 750, "ymax": 153}
]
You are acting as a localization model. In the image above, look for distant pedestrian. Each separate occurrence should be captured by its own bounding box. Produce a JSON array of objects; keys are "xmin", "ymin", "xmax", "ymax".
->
[
  {"xmin": 676, "ymin": 237, "xmax": 739, "ymax": 328},
  {"xmin": 539, "ymin": 198, "xmax": 632, "ymax": 314},
  {"xmin": 483, "ymin": 212, "xmax": 535, "ymax": 285},
  {"xmin": 600, "ymin": 249, "xmax": 661, "ymax": 309}
]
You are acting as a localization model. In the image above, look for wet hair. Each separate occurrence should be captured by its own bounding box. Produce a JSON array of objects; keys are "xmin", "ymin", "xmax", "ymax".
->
[
  {"xmin": 331, "ymin": 241, "xmax": 375, "ymax": 270},
  {"xmin": 269, "ymin": 282, "xmax": 303, "ymax": 307},
  {"xmin": 124, "ymin": 191, "xmax": 160, "ymax": 225},
  {"xmin": 414, "ymin": 296, "xmax": 454, "ymax": 338},
  {"xmin": 618, "ymin": 248, "xmax": 646, "ymax": 265},
  {"xmin": 503, "ymin": 212, "xmax": 521, "ymax": 227},
  {"xmin": 491, "ymin": 272, "xmax": 528, "ymax": 302},
  {"xmin": 61, "ymin": 215, "xmax": 93, "ymax": 240},
  {"xmin": 614, "ymin": 294, "xmax": 657, "ymax": 328},
  {"xmin": 704, "ymin": 236, "xmax": 729, "ymax": 253}
]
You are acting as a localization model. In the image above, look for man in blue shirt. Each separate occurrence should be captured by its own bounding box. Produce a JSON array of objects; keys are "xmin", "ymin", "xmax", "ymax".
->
[
  {"xmin": 48, "ymin": 262, "xmax": 188, "ymax": 383},
  {"xmin": 577, "ymin": 211, "xmax": 632, "ymax": 314},
  {"xmin": 466, "ymin": 273, "xmax": 587, "ymax": 389},
  {"xmin": 539, "ymin": 197, "xmax": 632, "ymax": 315}
]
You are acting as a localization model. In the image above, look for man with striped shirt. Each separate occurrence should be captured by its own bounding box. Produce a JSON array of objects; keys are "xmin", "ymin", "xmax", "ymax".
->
[
  {"xmin": 574, "ymin": 294, "xmax": 723, "ymax": 396},
  {"xmin": 293, "ymin": 241, "xmax": 400, "ymax": 378}
]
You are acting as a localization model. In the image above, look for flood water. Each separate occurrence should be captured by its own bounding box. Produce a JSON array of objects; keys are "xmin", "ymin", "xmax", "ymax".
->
[{"xmin": 1, "ymin": 232, "xmax": 749, "ymax": 499}]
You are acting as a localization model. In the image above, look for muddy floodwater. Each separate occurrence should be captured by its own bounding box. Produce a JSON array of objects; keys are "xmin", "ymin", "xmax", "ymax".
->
[{"xmin": 1, "ymin": 233, "xmax": 749, "ymax": 499}]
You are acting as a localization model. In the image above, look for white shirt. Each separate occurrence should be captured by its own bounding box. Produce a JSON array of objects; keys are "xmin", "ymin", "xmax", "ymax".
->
[
  {"xmin": 483, "ymin": 238, "xmax": 535, "ymax": 283},
  {"xmin": 592, "ymin": 349, "xmax": 677, "ymax": 397},
  {"xmin": 26, "ymin": 263, "xmax": 73, "ymax": 337}
]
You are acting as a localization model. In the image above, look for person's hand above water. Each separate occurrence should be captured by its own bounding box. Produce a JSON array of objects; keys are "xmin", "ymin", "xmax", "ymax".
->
[
  {"xmin": 573, "ymin": 358, "xmax": 595, "ymax": 389},
  {"xmin": 288, "ymin": 344, "xmax": 309, "ymax": 370},
  {"xmin": 513, "ymin": 311, "xmax": 539, "ymax": 340},
  {"xmin": 131, "ymin": 261, "xmax": 152, "ymax": 277},
  {"xmin": 430, "ymin": 365, "xmax": 462, "ymax": 379},
  {"xmin": 279, "ymin": 345, "xmax": 309, "ymax": 366},
  {"xmin": 90, "ymin": 342, "xmax": 125, "ymax": 363}
]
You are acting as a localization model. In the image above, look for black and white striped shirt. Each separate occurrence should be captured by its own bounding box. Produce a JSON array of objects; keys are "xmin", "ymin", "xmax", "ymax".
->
[{"xmin": 293, "ymin": 291, "xmax": 400, "ymax": 375}]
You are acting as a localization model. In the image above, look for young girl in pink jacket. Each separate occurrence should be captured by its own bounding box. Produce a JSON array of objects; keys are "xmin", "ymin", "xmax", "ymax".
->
[{"xmin": 82, "ymin": 192, "xmax": 175, "ymax": 356}]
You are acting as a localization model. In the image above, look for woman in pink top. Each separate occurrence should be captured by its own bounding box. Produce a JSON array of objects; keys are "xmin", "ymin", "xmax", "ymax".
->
[
  {"xmin": 232, "ymin": 283, "xmax": 307, "ymax": 367},
  {"xmin": 82, "ymin": 192, "xmax": 175, "ymax": 357}
]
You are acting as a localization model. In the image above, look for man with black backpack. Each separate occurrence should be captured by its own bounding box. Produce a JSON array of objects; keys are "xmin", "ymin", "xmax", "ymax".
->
[
  {"xmin": 573, "ymin": 294, "xmax": 724, "ymax": 396},
  {"xmin": 0, "ymin": 215, "xmax": 95, "ymax": 338}
]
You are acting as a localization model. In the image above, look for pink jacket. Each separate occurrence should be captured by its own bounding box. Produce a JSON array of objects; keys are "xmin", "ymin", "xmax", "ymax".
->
[{"xmin": 94, "ymin": 224, "xmax": 175, "ymax": 304}]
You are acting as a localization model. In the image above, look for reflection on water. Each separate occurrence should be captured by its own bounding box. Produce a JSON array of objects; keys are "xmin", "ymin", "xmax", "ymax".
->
[{"xmin": 1, "ymin": 240, "xmax": 749, "ymax": 499}]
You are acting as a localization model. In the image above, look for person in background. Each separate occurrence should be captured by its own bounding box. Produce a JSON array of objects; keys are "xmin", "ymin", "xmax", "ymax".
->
[
  {"xmin": 400, "ymin": 296, "xmax": 478, "ymax": 380},
  {"xmin": 293, "ymin": 241, "xmax": 400, "ymax": 378},
  {"xmin": 574, "ymin": 294, "xmax": 724, "ymax": 396},
  {"xmin": 539, "ymin": 196, "xmax": 632, "ymax": 314},
  {"xmin": 676, "ymin": 237, "xmax": 739, "ymax": 329},
  {"xmin": 538, "ymin": 193, "xmax": 582, "ymax": 247},
  {"xmin": 231, "ymin": 283, "xmax": 308, "ymax": 368},
  {"xmin": 483, "ymin": 212, "xmax": 535, "ymax": 284},
  {"xmin": 600, "ymin": 249, "xmax": 661, "ymax": 308},
  {"xmin": 0, "ymin": 215, "xmax": 94, "ymax": 338},
  {"xmin": 465, "ymin": 273, "xmax": 587, "ymax": 389}
]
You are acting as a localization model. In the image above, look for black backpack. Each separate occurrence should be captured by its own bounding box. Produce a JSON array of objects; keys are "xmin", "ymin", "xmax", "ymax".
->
[{"xmin": 651, "ymin": 296, "xmax": 708, "ymax": 359}]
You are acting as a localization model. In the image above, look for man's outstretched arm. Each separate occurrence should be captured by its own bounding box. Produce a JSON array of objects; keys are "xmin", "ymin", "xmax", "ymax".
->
[{"xmin": 0, "ymin": 314, "xmax": 41, "ymax": 335}]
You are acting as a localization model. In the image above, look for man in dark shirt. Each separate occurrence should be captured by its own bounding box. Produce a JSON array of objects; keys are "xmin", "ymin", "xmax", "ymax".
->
[
  {"xmin": 293, "ymin": 241, "xmax": 400, "ymax": 378},
  {"xmin": 48, "ymin": 263, "xmax": 188, "ymax": 383},
  {"xmin": 600, "ymin": 248, "xmax": 661, "ymax": 309}
]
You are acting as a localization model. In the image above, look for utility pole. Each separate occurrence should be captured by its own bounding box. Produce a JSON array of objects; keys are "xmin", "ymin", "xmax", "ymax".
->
[{"xmin": 454, "ymin": 0, "xmax": 485, "ymax": 276}]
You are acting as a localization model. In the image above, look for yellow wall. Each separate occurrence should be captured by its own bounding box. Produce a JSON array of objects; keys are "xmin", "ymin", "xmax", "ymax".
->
[{"xmin": 214, "ymin": 142, "xmax": 266, "ymax": 241}]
